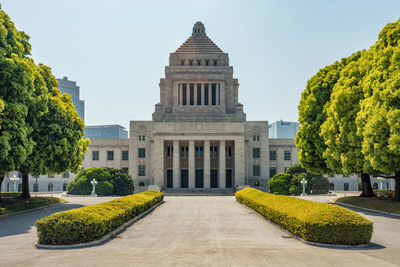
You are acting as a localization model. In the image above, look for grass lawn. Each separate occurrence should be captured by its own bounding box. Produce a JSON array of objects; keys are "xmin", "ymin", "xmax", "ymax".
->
[
  {"xmin": 336, "ymin": 196, "xmax": 400, "ymax": 215},
  {"xmin": 0, "ymin": 193, "xmax": 64, "ymax": 215}
]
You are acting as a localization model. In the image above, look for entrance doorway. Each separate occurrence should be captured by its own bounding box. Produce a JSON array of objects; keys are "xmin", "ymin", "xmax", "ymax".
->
[
  {"xmin": 195, "ymin": 170, "xmax": 204, "ymax": 188},
  {"xmin": 167, "ymin": 170, "xmax": 173, "ymax": 188},
  {"xmin": 226, "ymin": 169, "xmax": 232, "ymax": 188},
  {"xmin": 210, "ymin": 170, "xmax": 218, "ymax": 188},
  {"xmin": 181, "ymin": 170, "xmax": 188, "ymax": 188}
]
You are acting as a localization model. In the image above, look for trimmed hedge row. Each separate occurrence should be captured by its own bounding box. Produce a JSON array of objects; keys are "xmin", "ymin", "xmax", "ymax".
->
[
  {"xmin": 36, "ymin": 191, "xmax": 164, "ymax": 245},
  {"xmin": 236, "ymin": 188, "xmax": 373, "ymax": 245}
]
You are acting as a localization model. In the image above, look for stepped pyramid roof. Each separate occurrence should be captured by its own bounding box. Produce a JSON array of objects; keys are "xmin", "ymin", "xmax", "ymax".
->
[{"xmin": 174, "ymin": 22, "xmax": 224, "ymax": 54}]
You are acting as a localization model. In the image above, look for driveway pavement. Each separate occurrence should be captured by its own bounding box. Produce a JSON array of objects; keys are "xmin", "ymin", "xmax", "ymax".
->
[{"xmin": 0, "ymin": 196, "xmax": 399, "ymax": 266}]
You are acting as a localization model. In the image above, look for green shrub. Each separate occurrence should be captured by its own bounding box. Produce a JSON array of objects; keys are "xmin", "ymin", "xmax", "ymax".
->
[
  {"xmin": 36, "ymin": 191, "xmax": 164, "ymax": 245},
  {"xmin": 66, "ymin": 167, "xmax": 134, "ymax": 196},
  {"xmin": 96, "ymin": 181, "xmax": 113, "ymax": 196},
  {"xmin": 269, "ymin": 173, "xmax": 291, "ymax": 195},
  {"xmin": 236, "ymin": 188, "xmax": 373, "ymax": 245}
]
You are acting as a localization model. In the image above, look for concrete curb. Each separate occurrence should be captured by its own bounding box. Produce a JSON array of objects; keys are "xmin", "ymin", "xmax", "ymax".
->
[
  {"xmin": 237, "ymin": 201, "xmax": 369, "ymax": 249},
  {"xmin": 0, "ymin": 200, "xmax": 66, "ymax": 219},
  {"xmin": 35, "ymin": 200, "xmax": 164, "ymax": 250},
  {"xmin": 335, "ymin": 201, "xmax": 400, "ymax": 218}
]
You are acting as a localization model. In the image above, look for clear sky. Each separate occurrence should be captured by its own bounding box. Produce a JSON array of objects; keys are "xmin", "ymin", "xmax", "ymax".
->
[{"xmin": 2, "ymin": 0, "xmax": 400, "ymax": 129}]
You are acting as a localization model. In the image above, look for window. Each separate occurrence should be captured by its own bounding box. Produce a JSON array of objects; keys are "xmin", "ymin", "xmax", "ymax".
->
[
  {"xmin": 138, "ymin": 135, "xmax": 145, "ymax": 141},
  {"xmin": 63, "ymin": 172, "xmax": 69, "ymax": 178},
  {"xmin": 253, "ymin": 148, "xmax": 260, "ymax": 158},
  {"xmin": 204, "ymin": 84, "xmax": 209, "ymax": 105},
  {"xmin": 344, "ymin": 183, "xmax": 349, "ymax": 191},
  {"xmin": 253, "ymin": 165, "xmax": 260, "ymax": 176},
  {"xmin": 138, "ymin": 165, "xmax": 146, "ymax": 176},
  {"xmin": 92, "ymin": 151, "xmax": 99, "ymax": 160},
  {"xmin": 197, "ymin": 84, "xmax": 202, "ymax": 105},
  {"xmin": 63, "ymin": 183, "xmax": 68, "ymax": 191},
  {"xmin": 373, "ymin": 183, "xmax": 378, "ymax": 189},
  {"xmin": 182, "ymin": 84, "xmax": 187, "ymax": 105},
  {"xmin": 48, "ymin": 183, "xmax": 53, "ymax": 192},
  {"xmin": 122, "ymin": 167, "xmax": 129, "ymax": 174},
  {"xmin": 139, "ymin": 182, "xmax": 145, "ymax": 186},
  {"xmin": 195, "ymin": 146, "xmax": 203, "ymax": 157},
  {"xmin": 138, "ymin": 148, "xmax": 146, "ymax": 158},
  {"xmin": 107, "ymin": 151, "xmax": 114, "ymax": 160},
  {"xmin": 270, "ymin": 151, "xmax": 276, "ymax": 160},
  {"xmin": 181, "ymin": 146, "xmax": 188, "ymax": 157},
  {"xmin": 253, "ymin": 135, "xmax": 260, "ymax": 141},
  {"xmin": 210, "ymin": 146, "xmax": 217, "ymax": 156},
  {"xmin": 270, "ymin": 167, "xmax": 276, "ymax": 178},
  {"xmin": 211, "ymin": 84, "xmax": 216, "ymax": 105},
  {"xmin": 122, "ymin": 151, "xmax": 129, "ymax": 160},
  {"xmin": 284, "ymin": 150, "xmax": 291, "ymax": 160},
  {"xmin": 139, "ymin": 135, "xmax": 141, "ymax": 141},
  {"xmin": 225, "ymin": 146, "xmax": 232, "ymax": 157},
  {"xmin": 190, "ymin": 83, "xmax": 194, "ymax": 105},
  {"xmin": 167, "ymin": 146, "xmax": 173, "ymax": 157},
  {"xmin": 142, "ymin": 135, "xmax": 145, "ymax": 141}
]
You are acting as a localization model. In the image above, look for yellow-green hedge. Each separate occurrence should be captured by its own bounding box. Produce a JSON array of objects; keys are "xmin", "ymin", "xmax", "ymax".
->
[
  {"xmin": 36, "ymin": 191, "xmax": 164, "ymax": 245},
  {"xmin": 236, "ymin": 188, "xmax": 373, "ymax": 245}
]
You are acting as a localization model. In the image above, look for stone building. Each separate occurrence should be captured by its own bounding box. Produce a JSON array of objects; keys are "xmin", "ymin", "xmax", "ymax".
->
[{"xmin": 82, "ymin": 22, "xmax": 299, "ymax": 192}]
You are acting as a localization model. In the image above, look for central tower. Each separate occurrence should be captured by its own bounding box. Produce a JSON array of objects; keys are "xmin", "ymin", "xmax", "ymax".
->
[{"xmin": 152, "ymin": 22, "xmax": 246, "ymax": 122}]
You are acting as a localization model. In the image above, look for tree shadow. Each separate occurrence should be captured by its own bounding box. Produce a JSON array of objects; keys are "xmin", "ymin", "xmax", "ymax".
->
[{"xmin": 0, "ymin": 203, "xmax": 83, "ymax": 237}]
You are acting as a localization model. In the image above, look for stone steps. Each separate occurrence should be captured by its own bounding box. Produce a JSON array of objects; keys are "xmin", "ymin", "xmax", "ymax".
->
[{"xmin": 163, "ymin": 188, "xmax": 236, "ymax": 196}]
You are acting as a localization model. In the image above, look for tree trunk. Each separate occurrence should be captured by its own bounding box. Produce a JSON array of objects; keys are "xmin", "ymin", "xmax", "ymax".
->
[
  {"xmin": 394, "ymin": 173, "xmax": 400, "ymax": 202},
  {"xmin": 0, "ymin": 176, "xmax": 4, "ymax": 203},
  {"xmin": 20, "ymin": 171, "xmax": 31, "ymax": 199},
  {"xmin": 360, "ymin": 173, "xmax": 375, "ymax": 197}
]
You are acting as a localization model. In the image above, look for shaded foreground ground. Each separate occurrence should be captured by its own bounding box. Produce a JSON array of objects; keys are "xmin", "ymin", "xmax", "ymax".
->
[{"xmin": 0, "ymin": 195, "xmax": 400, "ymax": 266}]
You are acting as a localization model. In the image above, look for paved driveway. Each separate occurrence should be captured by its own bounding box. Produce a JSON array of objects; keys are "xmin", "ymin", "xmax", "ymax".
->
[{"xmin": 0, "ymin": 196, "xmax": 399, "ymax": 266}]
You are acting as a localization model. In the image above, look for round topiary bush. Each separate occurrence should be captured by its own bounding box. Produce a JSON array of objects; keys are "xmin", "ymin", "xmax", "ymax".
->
[{"xmin": 67, "ymin": 167, "xmax": 134, "ymax": 196}]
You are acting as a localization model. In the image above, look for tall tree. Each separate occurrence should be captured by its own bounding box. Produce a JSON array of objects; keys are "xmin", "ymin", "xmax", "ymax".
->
[
  {"xmin": 19, "ymin": 64, "xmax": 89, "ymax": 198},
  {"xmin": 356, "ymin": 19, "xmax": 400, "ymax": 201},
  {"xmin": 0, "ymin": 5, "xmax": 36, "ymax": 200},
  {"xmin": 296, "ymin": 52, "xmax": 361, "ymax": 175}
]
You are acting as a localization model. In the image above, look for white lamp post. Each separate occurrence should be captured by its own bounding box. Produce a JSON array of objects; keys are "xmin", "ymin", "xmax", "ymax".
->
[
  {"xmin": 301, "ymin": 178, "xmax": 308, "ymax": 196},
  {"xmin": 10, "ymin": 175, "xmax": 19, "ymax": 192},
  {"xmin": 91, "ymin": 178, "xmax": 98, "ymax": 197}
]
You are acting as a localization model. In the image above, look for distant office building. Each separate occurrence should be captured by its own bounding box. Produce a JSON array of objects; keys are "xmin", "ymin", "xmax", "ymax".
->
[
  {"xmin": 57, "ymin": 76, "xmax": 85, "ymax": 121},
  {"xmin": 85, "ymin": 125, "xmax": 128, "ymax": 139},
  {"xmin": 269, "ymin": 120, "xmax": 299, "ymax": 138}
]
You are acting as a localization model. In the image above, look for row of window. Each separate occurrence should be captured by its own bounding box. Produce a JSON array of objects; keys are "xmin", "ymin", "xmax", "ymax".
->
[
  {"xmin": 92, "ymin": 151, "xmax": 129, "ymax": 161},
  {"xmin": 180, "ymin": 59, "xmax": 220, "ymax": 66},
  {"xmin": 269, "ymin": 150, "xmax": 291, "ymax": 161},
  {"xmin": 166, "ymin": 146, "xmax": 234, "ymax": 157}
]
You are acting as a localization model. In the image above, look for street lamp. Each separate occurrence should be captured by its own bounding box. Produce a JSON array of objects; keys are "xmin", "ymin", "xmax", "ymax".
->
[
  {"xmin": 377, "ymin": 177, "xmax": 385, "ymax": 190},
  {"xmin": 301, "ymin": 178, "xmax": 308, "ymax": 196},
  {"xmin": 10, "ymin": 175, "xmax": 19, "ymax": 192},
  {"xmin": 91, "ymin": 178, "xmax": 98, "ymax": 197}
]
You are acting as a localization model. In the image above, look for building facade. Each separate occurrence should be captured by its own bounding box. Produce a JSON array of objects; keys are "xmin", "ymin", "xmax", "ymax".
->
[
  {"xmin": 57, "ymin": 76, "xmax": 85, "ymax": 121},
  {"xmin": 269, "ymin": 120, "xmax": 300, "ymax": 138},
  {"xmin": 82, "ymin": 22, "xmax": 299, "ymax": 192},
  {"xmin": 85, "ymin": 125, "xmax": 128, "ymax": 139}
]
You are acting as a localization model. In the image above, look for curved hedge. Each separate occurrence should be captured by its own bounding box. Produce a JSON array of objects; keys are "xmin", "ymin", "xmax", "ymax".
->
[
  {"xmin": 36, "ymin": 191, "xmax": 163, "ymax": 245},
  {"xmin": 236, "ymin": 188, "xmax": 373, "ymax": 245}
]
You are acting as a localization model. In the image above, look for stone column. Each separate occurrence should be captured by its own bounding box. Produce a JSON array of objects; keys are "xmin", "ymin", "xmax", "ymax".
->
[
  {"xmin": 173, "ymin": 140, "xmax": 180, "ymax": 188},
  {"xmin": 186, "ymin": 83, "xmax": 190, "ymax": 106},
  {"xmin": 204, "ymin": 140, "xmax": 210, "ymax": 188},
  {"xmin": 201, "ymin": 83, "xmax": 204, "ymax": 105},
  {"xmin": 219, "ymin": 140, "xmax": 226, "ymax": 188},
  {"xmin": 234, "ymin": 137, "xmax": 245, "ymax": 187},
  {"xmin": 208, "ymin": 83, "xmax": 212, "ymax": 105},
  {"xmin": 188, "ymin": 140, "xmax": 195, "ymax": 188},
  {"xmin": 153, "ymin": 139, "xmax": 164, "ymax": 188},
  {"xmin": 194, "ymin": 84, "xmax": 197, "ymax": 105}
]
